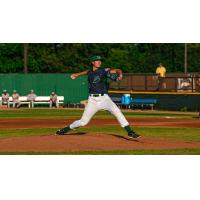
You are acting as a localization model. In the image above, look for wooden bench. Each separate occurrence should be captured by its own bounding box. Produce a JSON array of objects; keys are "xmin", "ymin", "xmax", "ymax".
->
[
  {"xmin": 33, "ymin": 96, "xmax": 64, "ymax": 107},
  {"xmin": 0, "ymin": 96, "xmax": 30, "ymax": 107},
  {"xmin": 0, "ymin": 96, "xmax": 64, "ymax": 108}
]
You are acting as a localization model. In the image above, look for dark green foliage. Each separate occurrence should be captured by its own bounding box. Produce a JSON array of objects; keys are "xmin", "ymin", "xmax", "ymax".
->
[
  {"xmin": 0, "ymin": 43, "xmax": 199, "ymax": 73},
  {"xmin": 0, "ymin": 44, "xmax": 24, "ymax": 72}
]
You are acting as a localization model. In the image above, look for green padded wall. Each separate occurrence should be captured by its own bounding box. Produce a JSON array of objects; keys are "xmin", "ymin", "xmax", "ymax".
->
[{"xmin": 0, "ymin": 74, "xmax": 88, "ymax": 103}]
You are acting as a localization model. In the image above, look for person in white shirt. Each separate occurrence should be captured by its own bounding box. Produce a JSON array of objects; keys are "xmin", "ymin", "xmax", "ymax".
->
[
  {"xmin": 12, "ymin": 90, "xmax": 20, "ymax": 108},
  {"xmin": 50, "ymin": 92, "xmax": 58, "ymax": 108},
  {"xmin": 0, "ymin": 90, "xmax": 10, "ymax": 108},
  {"xmin": 27, "ymin": 90, "xmax": 37, "ymax": 108}
]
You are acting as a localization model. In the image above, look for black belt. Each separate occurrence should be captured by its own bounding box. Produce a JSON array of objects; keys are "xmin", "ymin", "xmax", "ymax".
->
[{"xmin": 89, "ymin": 93, "xmax": 105, "ymax": 97}]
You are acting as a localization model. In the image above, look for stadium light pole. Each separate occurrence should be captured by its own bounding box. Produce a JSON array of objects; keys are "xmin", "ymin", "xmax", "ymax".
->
[
  {"xmin": 23, "ymin": 43, "xmax": 28, "ymax": 73},
  {"xmin": 184, "ymin": 43, "xmax": 187, "ymax": 74}
]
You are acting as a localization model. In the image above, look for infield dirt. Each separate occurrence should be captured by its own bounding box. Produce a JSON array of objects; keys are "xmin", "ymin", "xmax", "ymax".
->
[
  {"xmin": 0, "ymin": 117, "xmax": 200, "ymax": 153},
  {"xmin": 0, "ymin": 133, "xmax": 200, "ymax": 153},
  {"xmin": 0, "ymin": 117, "xmax": 200, "ymax": 129}
]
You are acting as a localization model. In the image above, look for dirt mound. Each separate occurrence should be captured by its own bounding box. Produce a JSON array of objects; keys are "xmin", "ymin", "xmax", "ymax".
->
[{"xmin": 0, "ymin": 133, "xmax": 200, "ymax": 153}]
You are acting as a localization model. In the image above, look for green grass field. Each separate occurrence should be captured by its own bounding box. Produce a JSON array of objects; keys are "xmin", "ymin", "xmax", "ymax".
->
[
  {"xmin": 0, "ymin": 108, "xmax": 196, "ymax": 118},
  {"xmin": 0, "ymin": 109, "xmax": 199, "ymax": 155},
  {"xmin": 0, "ymin": 127, "xmax": 200, "ymax": 142}
]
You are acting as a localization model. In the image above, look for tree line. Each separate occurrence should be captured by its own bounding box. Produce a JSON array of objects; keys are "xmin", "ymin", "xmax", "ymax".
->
[{"xmin": 0, "ymin": 43, "xmax": 199, "ymax": 73}]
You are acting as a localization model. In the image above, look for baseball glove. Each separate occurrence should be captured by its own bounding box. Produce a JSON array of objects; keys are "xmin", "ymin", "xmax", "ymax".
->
[{"xmin": 107, "ymin": 72, "xmax": 119, "ymax": 81}]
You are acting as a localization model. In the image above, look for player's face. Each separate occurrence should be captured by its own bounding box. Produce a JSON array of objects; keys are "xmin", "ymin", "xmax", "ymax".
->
[{"xmin": 92, "ymin": 60, "xmax": 102, "ymax": 68}]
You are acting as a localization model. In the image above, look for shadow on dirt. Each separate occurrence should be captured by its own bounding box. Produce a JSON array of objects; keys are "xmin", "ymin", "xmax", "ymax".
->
[
  {"xmin": 69, "ymin": 132, "xmax": 88, "ymax": 136},
  {"xmin": 56, "ymin": 132, "xmax": 88, "ymax": 136},
  {"xmin": 109, "ymin": 133, "xmax": 140, "ymax": 142}
]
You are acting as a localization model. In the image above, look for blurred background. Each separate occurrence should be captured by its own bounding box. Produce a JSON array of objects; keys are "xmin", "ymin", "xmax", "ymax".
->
[{"xmin": 0, "ymin": 43, "xmax": 199, "ymax": 73}]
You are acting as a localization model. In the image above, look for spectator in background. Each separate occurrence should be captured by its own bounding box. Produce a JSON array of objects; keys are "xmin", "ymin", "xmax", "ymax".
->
[
  {"xmin": 195, "ymin": 74, "xmax": 200, "ymax": 92},
  {"xmin": 156, "ymin": 63, "xmax": 167, "ymax": 91},
  {"xmin": 50, "ymin": 92, "xmax": 58, "ymax": 108},
  {"xmin": 12, "ymin": 90, "xmax": 20, "ymax": 108},
  {"xmin": 27, "ymin": 90, "xmax": 37, "ymax": 108},
  {"xmin": 0, "ymin": 90, "xmax": 10, "ymax": 108}
]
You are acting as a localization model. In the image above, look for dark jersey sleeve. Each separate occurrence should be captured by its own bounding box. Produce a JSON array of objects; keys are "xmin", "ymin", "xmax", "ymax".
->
[{"xmin": 102, "ymin": 68, "xmax": 111, "ymax": 77}]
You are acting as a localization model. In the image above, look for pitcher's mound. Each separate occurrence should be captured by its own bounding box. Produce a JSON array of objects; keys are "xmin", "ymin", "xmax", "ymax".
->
[{"xmin": 0, "ymin": 133, "xmax": 200, "ymax": 153}]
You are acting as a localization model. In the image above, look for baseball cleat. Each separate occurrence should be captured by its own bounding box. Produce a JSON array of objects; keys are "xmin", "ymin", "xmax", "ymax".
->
[
  {"xmin": 55, "ymin": 126, "xmax": 70, "ymax": 135},
  {"xmin": 55, "ymin": 129, "xmax": 65, "ymax": 135},
  {"xmin": 128, "ymin": 131, "xmax": 141, "ymax": 140}
]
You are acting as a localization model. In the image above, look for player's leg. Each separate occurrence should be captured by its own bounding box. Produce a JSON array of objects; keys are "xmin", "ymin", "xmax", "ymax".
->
[
  {"xmin": 69, "ymin": 101, "xmax": 98, "ymax": 129},
  {"xmin": 7, "ymin": 100, "xmax": 10, "ymax": 108},
  {"xmin": 49, "ymin": 101, "xmax": 52, "ymax": 108},
  {"xmin": 32, "ymin": 100, "xmax": 34, "ymax": 108},
  {"xmin": 56, "ymin": 98, "xmax": 98, "ymax": 135},
  {"xmin": 29, "ymin": 100, "xmax": 33, "ymax": 108},
  {"xmin": 56, "ymin": 101, "xmax": 59, "ymax": 108},
  {"xmin": 28, "ymin": 101, "xmax": 31, "ymax": 108},
  {"xmin": 102, "ymin": 95, "xmax": 140, "ymax": 139},
  {"xmin": 17, "ymin": 101, "xmax": 20, "ymax": 108}
]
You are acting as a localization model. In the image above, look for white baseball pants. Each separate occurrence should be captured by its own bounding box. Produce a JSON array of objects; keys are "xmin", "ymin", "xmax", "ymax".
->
[{"xmin": 69, "ymin": 94, "xmax": 129, "ymax": 129}]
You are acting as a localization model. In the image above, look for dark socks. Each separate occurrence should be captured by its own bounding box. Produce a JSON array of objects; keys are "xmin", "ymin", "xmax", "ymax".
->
[
  {"xmin": 124, "ymin": 125, "xmax": 134, "ymax": 134},
  {"xmin": 62, "ymin": 126, "xmax": 71, "ymax": 133}
]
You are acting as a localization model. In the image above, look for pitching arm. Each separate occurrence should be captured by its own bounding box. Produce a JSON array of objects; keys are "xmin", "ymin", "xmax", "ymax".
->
[{"xmin": 70, "ymin": 70, "xmax": 88, "ymax": 79}]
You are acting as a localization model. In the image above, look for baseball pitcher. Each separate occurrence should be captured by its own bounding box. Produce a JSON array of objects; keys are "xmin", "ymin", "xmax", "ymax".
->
[{"xmin": 56, "ymin": 55, "xmax": 140, "ymax": 140}]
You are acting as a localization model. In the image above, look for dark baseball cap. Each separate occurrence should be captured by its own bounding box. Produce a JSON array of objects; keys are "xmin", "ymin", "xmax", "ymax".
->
[{"xmin": 90, "ymin": 55, "xmax": 103, "ymax": 62}]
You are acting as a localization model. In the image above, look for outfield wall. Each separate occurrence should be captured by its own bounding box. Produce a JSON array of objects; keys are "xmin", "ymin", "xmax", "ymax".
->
[
  {"xmin": 0, "ymin": 74, "xmax": 88, "ymax": 103},
  {"xmin": 1, "ymin": 73, "xmax": 199, "ymax": 110},
  {"xmin": 109, "ymin": 92, "xmax": 200, "ymax": 111}
]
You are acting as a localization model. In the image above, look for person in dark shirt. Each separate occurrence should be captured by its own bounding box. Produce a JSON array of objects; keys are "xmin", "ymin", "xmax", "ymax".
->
[{"xmin": 56, "ymin": 55, "xmax": 140, "ymax": 140}]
